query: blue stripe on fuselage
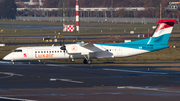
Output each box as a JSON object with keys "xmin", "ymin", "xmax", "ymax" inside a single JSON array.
[
  {"xmin": 96, "ymin": 33, "xmax": 171, "ymax": 51},
  {"xmin": 96, "ymin": 43, "xmax": 169, "ymax": 51}
]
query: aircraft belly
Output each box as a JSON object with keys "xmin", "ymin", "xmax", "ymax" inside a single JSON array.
[
  {"xmin": 68, "ymin": 53, "xmax": 96, "ymax": 59},
  {"xmin": 95, "ymin": 51, "xmax": 114, "ymax": 58}
]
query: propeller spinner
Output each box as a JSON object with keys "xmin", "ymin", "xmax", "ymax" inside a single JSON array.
[{"xmin": 60, "ymin": 39, "xmax": 67, "ymax": 54}]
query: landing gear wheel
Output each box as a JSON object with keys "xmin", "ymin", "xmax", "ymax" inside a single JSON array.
[
  {"xmin": 83, "ymin": 59, "xmax": 87, "ymax": 64},
  {"xmin": 83, "ymin": 59, "xmax": 92, "ymax": 64},
  {"xmin": 11, "ymin": 60, "xmax": 14, "ymax": 65},
  {"xmin": 87, "ymin": 60, "xmax": 92, "ymax": 64}
]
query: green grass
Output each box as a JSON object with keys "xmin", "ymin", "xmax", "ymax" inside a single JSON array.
[
  {"xmin": 0, "ymin": 26, "xmax": 27, "ymax": 29},
  {"xmin": 0, "ymin": 20, "xmax": 180, "ymax": 37},
  {"xmin": 156, "ymin": 68, "xmax": 180, "ymax": 71},
  {"xmin": 0, "ymin": 20, "xmax": 156, "ymax": 27}
]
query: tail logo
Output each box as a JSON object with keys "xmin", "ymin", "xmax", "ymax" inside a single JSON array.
[
  {"xmin": 155, "ymin": 23, "xmax": 166, "ymax": 32},
  {"xmin": 71, "ymin": 46, "xmax": 77, "ymax": 52},
  {"xmin": 24, "ymin": 53, "xmax": 27, "ymax": 57}
]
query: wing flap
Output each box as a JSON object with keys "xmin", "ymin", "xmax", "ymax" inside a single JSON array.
[{"xmin": 79, "ymin": 42, "xmax": 94, "ymax": 47}]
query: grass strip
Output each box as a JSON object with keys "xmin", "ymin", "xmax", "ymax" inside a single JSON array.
[
  {"xmin": 156, "ymin": 68, "xmax": 180, "ymax": 71},
  {"xmin": 97, "ymin": 64, "xmax": 180, "ymax": 67}
]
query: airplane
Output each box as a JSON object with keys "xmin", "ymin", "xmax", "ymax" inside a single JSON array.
[{"xmin": 3, "ymin": 19, "xmax": 177, "ymax": 64}]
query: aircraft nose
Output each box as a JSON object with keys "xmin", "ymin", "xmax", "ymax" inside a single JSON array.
[
  {"xmin": 3, "ymin": 54, "xmax": 11, "ymax": 60},
  {"xmin": 3, "ymin": 56, "xmax": 8, "ymax": 60}
]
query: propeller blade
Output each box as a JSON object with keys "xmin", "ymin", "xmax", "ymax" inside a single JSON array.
[
  {"xmin": 63, "ymin": 39, "xmax": 65, "ymax": 46},
  {"xmin": 60, "ymin": 38, "xmax": 67, "ymax": 55},
  {"xmin": 60, "ymin": 39, "xmax": 62, "ymax": 46}
]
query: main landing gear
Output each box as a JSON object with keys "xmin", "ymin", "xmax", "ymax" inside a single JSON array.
[
  {"xmin": 83, "ymin": 54, "xmax": 92, "ymax": 64},
  {"xmin": 83, "ymin": 59, "xmax": 92, "ymax": 64}
]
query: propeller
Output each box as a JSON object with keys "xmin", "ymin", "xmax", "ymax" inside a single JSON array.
[
  {"xmin": 60, "ymin": 39, "xmax": 62, "ymax": 46},
  {"xmin": 60, "ymin": 39, "xmax": 67, "ymax": 54}
]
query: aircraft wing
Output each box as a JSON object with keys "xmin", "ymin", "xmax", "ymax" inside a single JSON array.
[
  {"xmin": 79, "ymin": 42, "xmax": 94, "ymax": 47},
  {"xmin": 80, "ymin": 42, "xmax": 114, "ymax": 57},
  {"xmin": 67, "ymin": 42, "xmax": 106, "ymax": 55},
  {"xmin": 79, "ymin": 42, "xmax": 105, "ymax": 52}
]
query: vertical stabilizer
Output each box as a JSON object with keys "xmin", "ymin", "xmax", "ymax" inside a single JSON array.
[{"xmin": 148, "ymin": 19, "xmax": 177, "ymax": 45}]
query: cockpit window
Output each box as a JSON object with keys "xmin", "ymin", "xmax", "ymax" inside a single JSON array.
[{"xmin": 14, "ymin": 49, "xmax": 22, "ymax": 52}]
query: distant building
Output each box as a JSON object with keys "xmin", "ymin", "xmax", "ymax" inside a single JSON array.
[
  {"xmin": 16, "ymin": 0, "xmax": 46, "ymax": 7},
  {"xmin": 20, "ymin": 0, "xmax": 30, "ymax": 2},
  {"xmin": 30, "ymin": 0, "xmax": 46, "ymax": 3},
  {"xmin": 21, "ymin": 0, "xmax": 46, "ymax": 2},
  {"xmin": 166, "ymin": 2, "xmax": 180, "ymax": 11}
]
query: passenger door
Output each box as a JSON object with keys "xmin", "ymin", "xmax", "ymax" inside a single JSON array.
[
  {"xmin": 116, "ymin": 47, "xmax": 121, "ymax": 57},
  {"xmin": 27, "ymin": 48, "xmax": 33, "ymax": 58}
]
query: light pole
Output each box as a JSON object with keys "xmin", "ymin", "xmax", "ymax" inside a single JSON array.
[{"xmin": 76, "ymin": 0, "xmax": 79, "ymax": 32}]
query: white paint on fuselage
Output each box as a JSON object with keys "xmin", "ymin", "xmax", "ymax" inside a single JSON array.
[
  {"xmin": 3, "ymin": 44, "xmax": 150, "ymax": 61},
  {"xmin": 4, "ymin": 46, "xmax": 69, "ymax": 61}
]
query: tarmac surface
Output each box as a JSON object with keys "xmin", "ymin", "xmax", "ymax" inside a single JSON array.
[{"xmin": 0, "ymin": 62, "xmax": 180, "ymax": 101}]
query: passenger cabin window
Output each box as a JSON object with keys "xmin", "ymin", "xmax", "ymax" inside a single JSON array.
[{"xmin": 14, "ymin": 50, "xmax": 22, "ymax": 52}]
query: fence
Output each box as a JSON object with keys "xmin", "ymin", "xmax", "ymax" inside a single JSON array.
[{"xmin": 16, "ymin": 16, "xmax": 177, "ymax": 23}]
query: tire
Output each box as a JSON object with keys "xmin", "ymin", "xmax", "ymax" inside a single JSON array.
[
  {"xmin": 87, "ymin": 60, "xmax": 92, "ymax": 64},
  {"xmin": 83, "ymin": 59, "xmax": 92, "ymax": 64},
  {"xmin": 83, "ymin": 59, "xmax": 88, "ymax": 64}
]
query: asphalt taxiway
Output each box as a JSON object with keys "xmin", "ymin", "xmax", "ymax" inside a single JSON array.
[{"xmin": 0, "ymin": 62, "xmax": 180, "ymax": 101}]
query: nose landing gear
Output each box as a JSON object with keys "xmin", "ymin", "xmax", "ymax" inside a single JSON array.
[{"xmin": 11, "ymin": 60, "xmax": 14, "ymax": 65}]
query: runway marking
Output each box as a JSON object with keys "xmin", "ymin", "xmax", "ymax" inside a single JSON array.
[
  {"xmin": 0, "ymin": 72, "xmax": 23, "ymax": 79},
  {"xmin": 103, "ymin": 68, "xmax": 168, "ymax": 74},
  {"xmin": 117, "ymin": 86, "xmax": 159, "ymax": 91},
  {"xmin": 0, "ymin": 92, "xmax": 123, "ymax": 98},
  {"xmin": 0, "ymin": 61, "xmax": 11, "ymax": 64},
  {"xmin": 117, "ymin": 86, "xmax": 180, "ymax": 93},
  {"xmin": 0, "ymin": 75, "xmax": 12, "ymax": 79},
  {"xmin": 46, "ymin": 64, "xmax": 67, "ymax": 67},
  {"xmin": 0, "ymin": 97, "xmax": 37, "ymax": 101},
  {"xmin": 50, "ymin": 78, "xmax": 84, "ymax": 84},
  {"xmin": 0, "ymin": 72, "xmax": 23, "ymax": 76}
]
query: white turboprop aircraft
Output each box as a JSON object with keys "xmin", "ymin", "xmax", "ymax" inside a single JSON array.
[{"xmin": 3, "ymin": 19, "xmax": 177, "ymax": 64}]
